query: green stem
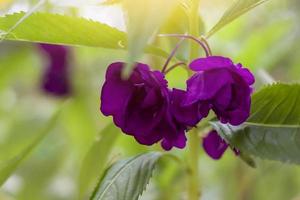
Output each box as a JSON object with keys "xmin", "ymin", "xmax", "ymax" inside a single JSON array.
[
  {"xmin": 189, "ymin": 0, "xmax": 201, "ymax": 60},
  {"xmin": 187, "ymin": 130, "xmax": 201, "ymax": 200},
  {"xmin": 187, "ymin": 1, "xmax": 201, "ymax": 200}
]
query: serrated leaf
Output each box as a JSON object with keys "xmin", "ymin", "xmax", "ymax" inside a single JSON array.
[
  {"xmin": 211, "ymin": 83, "xmax": 300, "ymax": 164},
  {"xmin": 79, "ymin": 123, "xmax": 120, "ymax": 199},
  {"xmin": 0, "ymin": 12, "xmax": 168, "ymax": 58},
  {"xmin": 0, "ymin": 105, "xmax": 61, "ymax": 186},
  {"xmin": 123, "ymin": 0, "xmax": 179, "ymax": 75},
  {"xmin": 91, "ymin": 152, "xmax": 163, "ymax": 200},
  {"xmin": 206, "ymin": 0, "xmax": 270, "ymax": 38},
  {"xmin": 0, "ymin": 12, "xmax": 126, "ymax": 48}
]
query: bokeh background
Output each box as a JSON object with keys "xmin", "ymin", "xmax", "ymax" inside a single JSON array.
[{"xmin": 1, "ymin": 0, "xmax": 300, "ymax": 199}]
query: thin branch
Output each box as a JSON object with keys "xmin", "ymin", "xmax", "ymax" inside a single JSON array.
[
  {"xmin": 165, "ymin": 62, "xmax": 187, "ymax": 74},
  {"xmin": 161, "ymin": 38, "xmax": 185, "ymax": 73},
  {"xmin": 158, "ymin": 34, "xmax": 211, "ymax": 57}
]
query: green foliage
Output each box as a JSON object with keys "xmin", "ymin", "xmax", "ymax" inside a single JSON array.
[
  {"xmin": 0, "ymin": 105, "xmax": 61, "ymax": 186},
  {"xmin": 0, "ymin": 12, "xmax": 126, "ymax": 48},
  {"xmin": 211, "ymin": 84, "xmax": 300, "ymax": 164},
  {"xmin": 79, "ymin": 123, "xmax": 120, "ymax": 199},
  {"xmin": 236, "ymin": 19, "xmax": 293, "ymax": 70},
  {"xmin": 206, "ymin": 0, "xmax": 270, "ymax": 38},
  {"xmin": 0, "ymin": 12, "xmax": 168, "ymax": 58},
  {"xmin": 91, "ymin": 152, "xmax": 163, "ymax": 200},
  {"xmin": 123, "ymin": 0, "xmax": 179, "ymax": 75}
]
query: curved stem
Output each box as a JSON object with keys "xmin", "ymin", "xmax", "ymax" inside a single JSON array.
[
  {"xmin": 161, "ymin": 38, "xmax": 185, "ymax": 73},
  {"xmin": 188, "ymin": 130, "xmax": 201, "ymax": 200},
  {"xmin": 164, "ymin": 62, "xmax": 187, "ymax": 74},
  {"xmin": 200, "ymin": 36, "xmax": 212, "ymax": 56},
  {"xmin": 158, "ymin": 34, "xmax": 211, "ymax": 57}
]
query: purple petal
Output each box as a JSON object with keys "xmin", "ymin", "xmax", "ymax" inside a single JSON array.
[
  {"xmin": 160, "ymin": 120, "xmax": 187, "ymax": 151},
  {"xmin": 100, "ymin": 63, "xmax": 133, "ymax": 126},
  {"xmin": 236, "ymin": 64, "xmax": 255, "ymax": 86},
  {"xmin": 161, "ymin": 131, "xmax": 186, "ymax": 151},
  {"xmin": 39, "ymin": 44, "xmax": 71, "ymax": 96},
  {"xmin": 203, "ymin": 131, "xmax": 228, "ymax": 160},
  {"xmin": 42, "ymin": 68, "xmax": 70, "ymax": 96},
  {"xmin": 185, "ymin": 68, "xmax": 234, "ymax": 104},
  {"xmin": 171, "ymin": 89, "xmax": 209, "ymax": 127},
  {"xmin": 189, "ymin": 56, "xmax": 233, "ymax": 71},
  {"xmin": 213, "ymin": 85, "xmax": 232, "ymax": 109}
]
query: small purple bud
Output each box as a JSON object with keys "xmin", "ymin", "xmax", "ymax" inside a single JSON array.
[{"xmin": 203, "ymin": 130, "xmax": 228, "ymax": 160}]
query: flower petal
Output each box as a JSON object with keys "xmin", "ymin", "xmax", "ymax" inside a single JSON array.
[
  {"xmin": 189, "ymin": 56, "xmax": 233, "ymax": 71},
  {"xmin": 185, "ymin": 68, "xmax": 234, "ymax": 104},
  {"xmin": 100, "ymin": 63, "xmax": 133, "ymax": 126},
  {"xmin": 203, "ymin": 131, "xmax": 228, "ymax": 160},
  {"xmin": 236, "ymin": 64, "xmax": 255, "ymax": 85},
  {"xmin": 171, "ymin": 89, "xmax": 209, "ymax": 126}
]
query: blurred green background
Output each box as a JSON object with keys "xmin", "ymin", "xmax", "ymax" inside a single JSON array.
[{"xmin": 1, "ymin": 0, "xmax": 300, "ymax": 200}]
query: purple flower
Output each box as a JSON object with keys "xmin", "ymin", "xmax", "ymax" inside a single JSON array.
[
  {"xmin": 39, "ymin": 44, "xmax": 71, "ymax": 96},
  {"xmin": 185, "ymin": 56, "xmax": 255, "ymax": 126},
  {"xmin": 203, "ymin": 130, "xmax": 240, "ymax": 160},
  {"xmin": 100, "ymin": 62, "xmax": 187, "ymax": 150}
]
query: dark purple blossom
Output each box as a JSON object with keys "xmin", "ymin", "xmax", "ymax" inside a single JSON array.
[
  {"xmin": 100, "ymin": 62, "xmax": 187, "ymax": 150},
  {"xmin": 203, "ymin": 130, "xmax": 240, "ymax": 160},
  {"xmin": 39, "ymin": 44, "xmax": 71, "ymax": 96},
  {"xmin": 184, "ymin": 56, "xmax": 255, "ymax": 126},
  {"xmin": 100, "ymin": 54, "xmax": 255, "ymax": 151}
]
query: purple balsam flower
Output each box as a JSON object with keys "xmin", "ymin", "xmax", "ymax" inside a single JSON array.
[
  {"xmin": 185, "ymin": 56, "xmax": 255, "ymax": 126},
  {"xmin": 100, "ymin": 62, "xmax": 187, "ymax": 150},
  {"xmin": 39, "ymin": 44, "xmax": 71, "ymax": 96}
]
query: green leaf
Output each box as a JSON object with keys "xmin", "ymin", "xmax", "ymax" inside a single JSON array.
[
  {"xmin": 79, "ymin": 123, "xmax": 120, "ymax": 199},
  {"xmin": 123, "ymin": 0, "xmax": 179, "ymax": 75},
  {"xmin": 211, "ymin": 83, "xmax": 300, "ymax": 164},
  {"xmin": 91, "ymin": 152, "xmax": 163, "ymax": 200},
  {"xmin": 0, "ymin": 12, "xmax": 126, "ymax": 48},
  {"xmin": 206, "ymin": 0, "xmax": 270, "ymax": 38},
  {"xmin": 0, "ymin": 12, "xmax": 168, "ymax": 58},
  {"xmin": 0, "ymin": 105, "xmax": 62, "ymax": 186}
]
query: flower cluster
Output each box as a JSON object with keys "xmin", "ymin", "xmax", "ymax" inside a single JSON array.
[
  {"xmin": 100, "ymin": 56, "xmax": 254, "ymax": 151},
  {"xmin": 39, "ymin": 44, "xmax": 71, "ymax": 96}
]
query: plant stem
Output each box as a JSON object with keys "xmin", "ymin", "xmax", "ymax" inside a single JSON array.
[
  {"xmin": 189, "ymin": 0, "xmax": 201, "ymax": 60},
  {"xmin": 164, "ymin": 62, "xmax": 187, "ymax": 74},
  {"xmin": 158, "ymin": 34, "xmax": 210, "ymax": 57},
  {"xmin": 187, "ymin": 0, "xmax": 201, "ymax": 200},
  {"xmin": 162, "ymin": 38, "xmax": 185, "ymax": 73},
  {"xmin": 187, "ymin": 130, "xmax": 201, "ymax": 200}
]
